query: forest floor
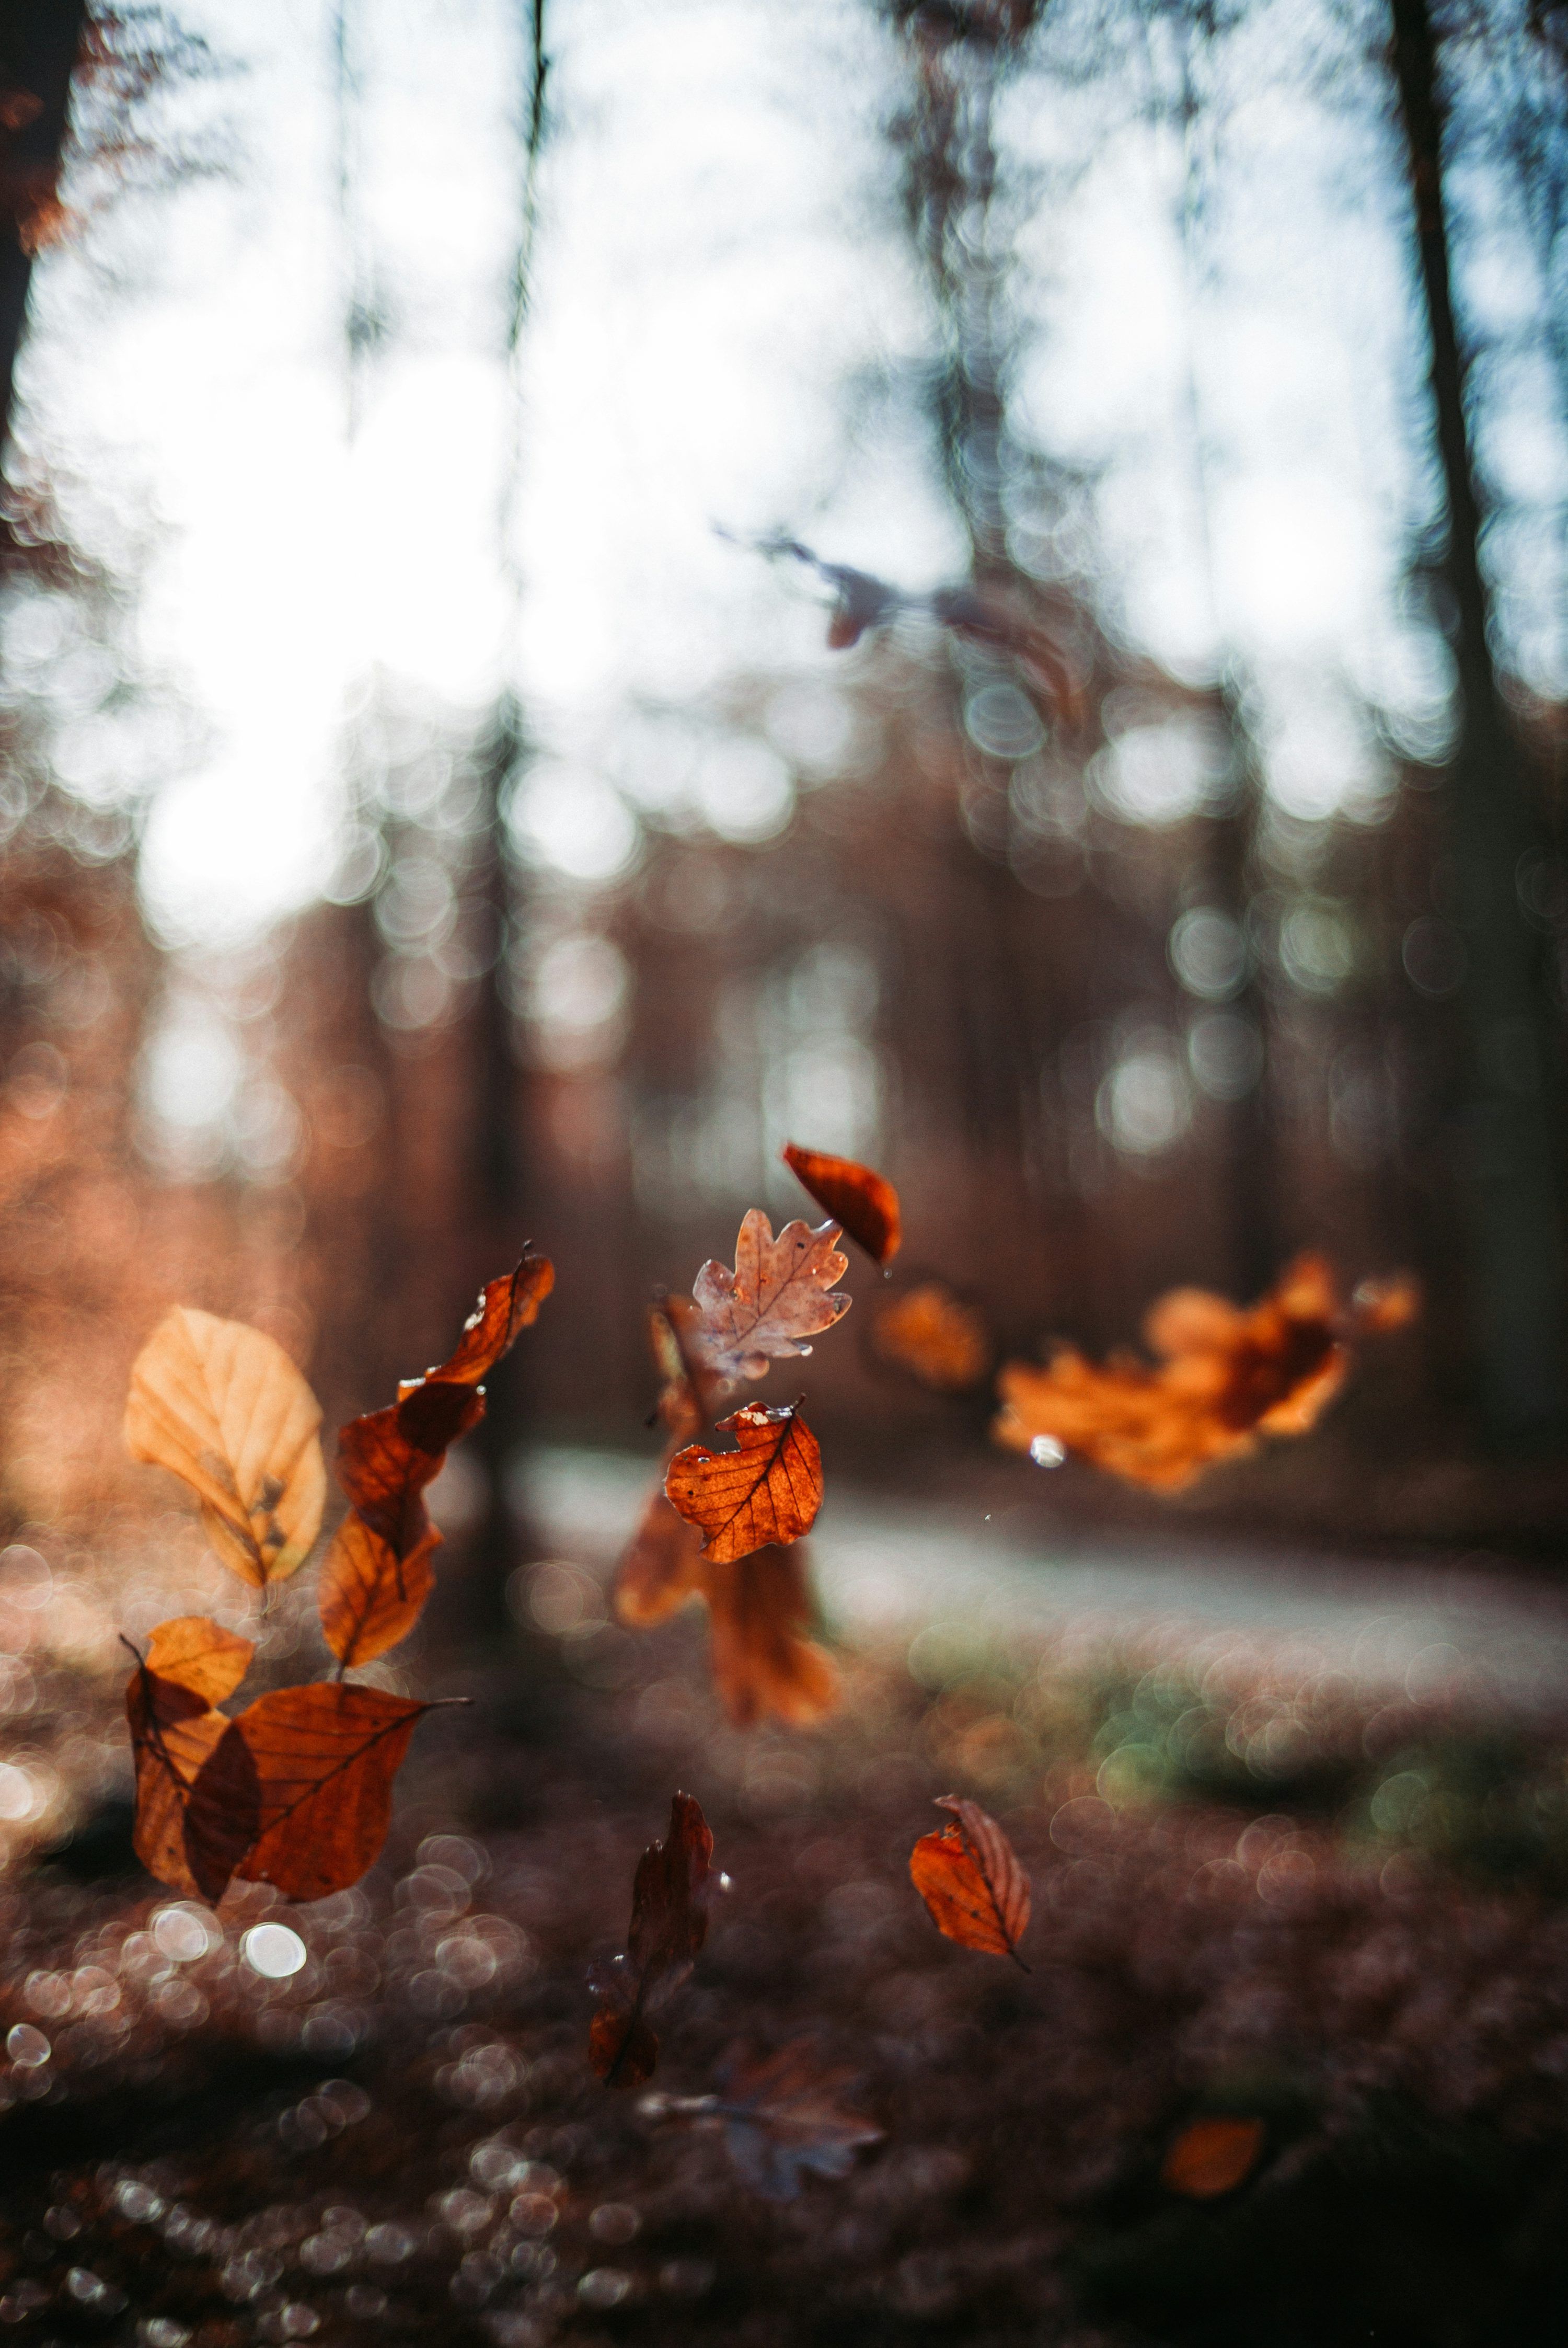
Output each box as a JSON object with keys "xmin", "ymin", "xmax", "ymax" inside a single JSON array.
[{"xmin": 6, "ymin": 1455, "xmax": 1568, "ymax": 2347}]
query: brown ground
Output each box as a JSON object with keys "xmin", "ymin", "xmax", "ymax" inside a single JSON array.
[{"xmin": 6, "ymin": 1584, "xmax": 1568, "ymax": 2348}]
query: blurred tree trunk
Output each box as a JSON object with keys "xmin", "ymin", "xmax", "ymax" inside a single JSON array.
[
  {"xmin": 1390, "ymin": 0, "xmax": 1567, "ymax": 1447},
  {"xmin": 0, "ymin": 0, "xmax": 85, "ymax": 487}
]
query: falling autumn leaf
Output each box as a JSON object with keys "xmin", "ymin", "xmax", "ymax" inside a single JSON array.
[
  {"xmin": 318, "ymin": 1516, "xmax": 441, "ymax": 1671},
  {"xmin": 706, "ymin": 1545, "xmax": 838, "ymax": 1728},
  {"xmin": 124, "ymin": 1618, "xmax": 256, "ymax": 1901},
  {"xmin": 781, "ymin": 1142, "xmax": 901, "ymax": 1268},
  {"xmin": 648, "ymin": 1297, "xmax": 721, "ymax": 1439},
  {"xmin": 909, "ymin": 1794, "xmax": 1031, "ymax": 1966},
  {"xmin": 336, "ymin": 1380, "xmax": 485, "ymax": 1555},
  {"xmin": 666, "ymin": 1400, "xmax": 824, "ymax": 1564},
  {"xmin": 613, "ymin": 1477, "xmax": 707, "ymax": 1629},
  {"xmin": 684, "ymin": 1210, "xmax": 850, "ymax": 1388},
  {"xmin": 994, "ymin": 1254, "xmax": 1418, "ymax": 1492},
  {"xmin": 872, "ymin": 1281, "xmax": 991, "ymax": 1391},
  {"xmin": 1161, "ymin": 2115, "xmax": 1266, "ymax": 2198},
  {"xmin": 590, "ymin": 1792, "xmax": 719, "ymax": 2089},
  {"xmin": 125, "ymin": 1309, "xmax": 326, "ymax": 1585},
  {"xmin": 192, "ymin": 1682, "xmax": 437, "ymax": 1903},
  {"xmin": 643, "ymin": 2042, "xmax": 882, "ymax": 2199},
  {"xmin": 417, "ymin": 1252, "xmax": 556, "ymax": 1387}
]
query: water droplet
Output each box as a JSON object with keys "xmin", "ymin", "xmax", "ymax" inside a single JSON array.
[{"xmin": 1029, "ymin": 1435, "xmax": 1066, "ymax": 1468}]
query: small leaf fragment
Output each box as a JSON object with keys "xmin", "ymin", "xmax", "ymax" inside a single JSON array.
[
  {"xmin": 781, "ymin": 1143, "xmax": 901, "ymax": 1268},
  {"xmin": 909, "ymin": 1794, "xmax": 1031, "ymax": 1965},
  {"xmin": 665, "ymin": 1401, "xmax": 824, "ymax": 1564},
  {"xmin": 1160, "ymin": 2115, "xmax": 1266, "ymax": 2198},
  {"xmin": 125, "ymin": 1309, "xmax": 326, "ymax": 1585}
]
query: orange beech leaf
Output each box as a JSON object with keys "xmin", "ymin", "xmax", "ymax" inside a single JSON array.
[
  {"xmin": 781, "ymin": 1142, "xmax": 901, "ymax": 1268},
  {"xmin": 319, "ymin": 1516, "xmax": 441, "ymax": 1670},
  {"xmin": 666, "ymin": 1400, "xmax": 823, "ymax": 1564},
  {"xmin": 872, "ymin": 1281, "xmax": 991, "ymax": 1391},
  {"xmin": 1161, "ymin": 2115, "xmax": 1266, "ymax": 2198},
  {"xmin": 124, "ymin": 1619, "xmax": 257, "ymax": 1902},
  {"xmin": 644, "ymin": 2042, "xmax": 882, "ymax": 2199},
  {"xmin": 909, "ymin": 1794, "xmax": 1031, "ymax": 1966},
  {"xmin": 590, "ymin": 1792, "xmax": 719, "ymax": 2089},
  {"xmin": 685, "ymin": 1211, "xmax": 850, "ymax": 1388},
  {"xmin": 335, "ymin": 1380, "xmax": 485, "ymax": 1554},
  {"xmin": 705, "ymin": 1545, "xmax": 838, "ymax": 1728},
  {"xmin": 994, "ymin": 1253, "xmax": 1419, "ymax": 1492},
  {"xmin": 415, "ymin": 1252, "xmax": 555, "ymax": 1388},
  {"xmin": 614, "ymin": 1477, "xmax": 707, "ymax": 1629},
  {"xmin": 192, "ymin": 1682, "xmax": 436, "ymax": 1903},
  {"xmin": 125, "ymin": 1309, "xmax": 326, "ymax": 1585}
]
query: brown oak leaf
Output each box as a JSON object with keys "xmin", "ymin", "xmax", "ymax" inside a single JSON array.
[
  {"xmin": 590, "ymin": 1792, "xmax": 719, "ymax": 2089},
  {"xmin": 666, "ymin": 1400, "xmax": 823, "ymax": 1564},
  {"xmin": 994, "ymin": 1254, "xmax": 1417, "ymax": 1492},
  {"xmin": 781, "ymin": 1143, "xmax": 901, "ymax": 1268},
  {"xmin": 125, "ymin": 1310, "xmax": 326, "ymax": 1585},
  {"xmin": 909, "ymin": 1794, "xmax": 1031, "ymax": 1966},
  {"xmin": 684, "ymin": 1211, "xmax": 850, "ymax": 1387}
]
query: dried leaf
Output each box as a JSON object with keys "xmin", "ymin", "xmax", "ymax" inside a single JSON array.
[
  {"xmin": 666, "ymin": 1400, "xmax": 823, "ymax": 1564},
  {"xmin": 1161, "ymin": 2115, "xmax": 1265, "ymax": 2198},
  {"xmin": 125, "ymin": 1309, "xmax": 326, "ymax": 1585},
  {"xmin": 705, "ymin": 1545, "xmax": 838, "ymax": 1728},
  {"xmin": 417, "ymin": 1253, "xmax": 555, "ymax": 1388},
  {"xmin": 781, "ymin": 1143, "xmax": 901, "ymax": 1268},
  {"xmin": 319, "ymin": 1516, "xmax": 441, "ymax": 1669},
  {"xmin": 909, "ymin": 1794, "xmax": 1031, "ymax": 1966},
  {"xmin": 714, "ymin": 2043, "xmax": 883, "ymax": 2198},
  {"xmin": 685, "ymin": 1210, "xmax": 850, "ymax": 1387},
  {"xmin": 872, "ymin": 1282, "xmax": 991, "ymax": 1391},
  {"xmin": 335, "ymin": 1380, "xmax": 485, "ymax": 1554},
  {"xmin": 590, "ymin": 1792, "xmax": 718, "ymax": 2089},
  {"xmin": 649, "ymin": 1298, "xmax": 718, "ymax": 1438},
  {"xmin": 613, "ymin": 1477, "xmax": 706, "ymax": 1629},
  {"xmin": 192, "ymin": 1683, "xmax": 433, "ymax": 1902},
  {"xmin": 995, "ymin": 1254, "xmax": 1417, "ymax": 1492},
  {"xmin": 125, "ymin": 1618, "xmax": 257, "ymax": 1901},
  {"xmin": 644, "ymin": 2043, "xmax": 881, "ymax": 2199}
]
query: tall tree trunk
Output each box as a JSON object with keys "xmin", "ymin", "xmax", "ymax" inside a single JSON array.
[
  {"xmin": 0, "ymin": 0, "xmax": 85, "ymax": 491},
  {"xmin": 1389, "ymin": 0, "xmax": 1566, "ymax": 1447}
]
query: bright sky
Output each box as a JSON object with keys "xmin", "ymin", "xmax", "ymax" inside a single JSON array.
[{"xmin": 3, "ymin": 0, "xmax": 1563, "ymax": 941}]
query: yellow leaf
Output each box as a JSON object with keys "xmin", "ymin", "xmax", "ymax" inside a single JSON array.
[{"xmin": 125, "ymin": 1309, "xmax": 326, "ymax": 1585}]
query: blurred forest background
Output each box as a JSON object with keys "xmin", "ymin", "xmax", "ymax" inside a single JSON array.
[{"xmin": 2, "ymin": 0, "xmax": 1567, "ymax": 1628}]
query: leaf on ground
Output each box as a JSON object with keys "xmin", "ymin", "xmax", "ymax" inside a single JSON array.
[
  {"xmin": 124, "ymin": 1619, "xmax": 258, "ymax": 1902},
  {"xmin": 1161, "ymin": 2115, "xmax": 1266, "ymax": 2198},
  {"xmin": 125, "ymin": 1309, "xmax": 326, "ymax": 1585},
  {"xmin": 685, "ymin": 1210, "xmax": 850, "ymax": 1387},
  {"xmin": 994, "ymin": 1254, "xmax": 1418, "ymax": 1491},
  {"xmin": 590, "ymin": 1792, "xmax": 719, "ymax": 2089},
  {"xmin": 613, "ymin": 1476, "xmax": 706, "ymax": 1628},
  {"xmin": 705, "ymin": 1545, "xmax": 838, "ymax": 1728},
  {"xmin": 666, "ymin": 1401, "xmax": 823, "ymax": 1564},
  {"xmin": 872, "ymin": 1281, "xmax": 991, "ymax": 1390},
  {"xmin": 319, "ymin": 1516, "xmax": 441, "ymax": 1668},
  {"xmin": 193, "ymin": 1682, "xmax": 433, "ymax": 1902},
  {"xmin": 416, "ymin": 1252, "xmax": 555, "ymax": 1388},
  {"xmin": 781, "ymin": 1143, "xmax": 901, "ymax": 1268},
  {"xmin": 909, "ymin": 1794, "xmax": 1031, "ymax": 1965}
]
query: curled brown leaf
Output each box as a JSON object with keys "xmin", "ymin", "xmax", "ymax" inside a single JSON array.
[
  {"xmin": 590, "ymin": 1792, "xmax": 718, "ymax": 2090},
  {"xmin": 909, "ymin": 1794, "xmax": 1031, "ymax": 1966},
  {"xmin": 781, "ymin": 1142, "xmax": 901, "ymax": 1268}
]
